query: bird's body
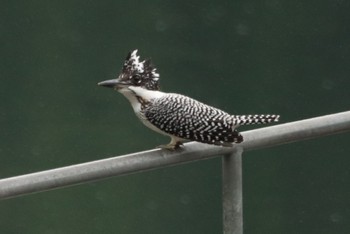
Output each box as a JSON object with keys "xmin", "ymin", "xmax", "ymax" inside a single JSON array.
[{"xmin": 98, "ymin": 50, "xmax": 280, "ymax": 150}]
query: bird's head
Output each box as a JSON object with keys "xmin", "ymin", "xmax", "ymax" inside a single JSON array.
[{"xmin": 98, "ymin": 50, "xmax": 160, "ymax": 91}]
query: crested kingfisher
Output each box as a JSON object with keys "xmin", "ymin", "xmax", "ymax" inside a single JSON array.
[{"xmin": 98, "ymin": 50, "xmax": 279, "ymax": 150}]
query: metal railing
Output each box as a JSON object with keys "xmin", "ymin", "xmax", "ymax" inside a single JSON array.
[{"xmin": 1, "ymin": 111, "xmax": 350, "ymax": 234}]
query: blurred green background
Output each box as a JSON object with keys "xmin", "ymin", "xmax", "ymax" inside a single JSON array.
[{"xmin": 1, "ymin": 1, "xmax": 350, "ymax": 233}]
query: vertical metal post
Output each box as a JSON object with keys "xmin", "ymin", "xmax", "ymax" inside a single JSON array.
[{"xmin": 222, "ymin": 147, "xmax": 243, "ymax": 234}]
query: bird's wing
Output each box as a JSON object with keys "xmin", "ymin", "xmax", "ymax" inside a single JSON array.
[{"xmin": 144, "ymin": 94, "xmax": 243, "ymax": 145}]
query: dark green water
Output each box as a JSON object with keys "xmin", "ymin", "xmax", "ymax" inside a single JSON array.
[{"xmin": 1, "ymin": 1, "xmax": 350, "ymax": 233}]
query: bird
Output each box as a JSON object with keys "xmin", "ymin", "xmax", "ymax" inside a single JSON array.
[{"xmin": 98, "ymin": 50, "xmax": 280, "ymax": 150}]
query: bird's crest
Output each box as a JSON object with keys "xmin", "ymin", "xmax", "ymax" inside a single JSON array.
[{"xmin": 118, "ymin": 50, "xmax": 160, "ymax": 90}]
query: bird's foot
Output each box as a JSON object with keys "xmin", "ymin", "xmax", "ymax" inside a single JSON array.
[{"xmin": 157, "ymin": 141, "xmax": 183, "ymax": 151}]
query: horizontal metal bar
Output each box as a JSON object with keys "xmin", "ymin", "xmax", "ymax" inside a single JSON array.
[{"xmin": 0, "ymin": 111, "xmax": 350, "ymax": 200}]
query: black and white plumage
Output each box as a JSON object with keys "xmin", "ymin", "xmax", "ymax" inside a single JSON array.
[{"xmin": 98, "ymin": 50, "xmax": 280, "ymax": 150}]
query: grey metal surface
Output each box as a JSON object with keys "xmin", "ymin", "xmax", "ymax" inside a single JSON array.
[
  {"xmin": 0, "ymin": 111, "xmax": 350, "ymax": 200},
  {"xmin": 223, "ymin": 147, "xmax": 243, "ymax": 234}
]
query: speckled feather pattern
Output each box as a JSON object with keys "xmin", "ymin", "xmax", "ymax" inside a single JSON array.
[{"xmin": 141, "ymin": 93, "xmax": 278, "ymax": 146}]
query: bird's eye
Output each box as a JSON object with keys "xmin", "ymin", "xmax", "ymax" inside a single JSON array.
[{"xmin": 132, "ymin": 75, "xmax": 142, "ymax": 83}]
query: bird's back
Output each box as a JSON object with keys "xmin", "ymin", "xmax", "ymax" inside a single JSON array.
[{"xmin": 143, "ymin": 93, "xmax": 243, "ymax": 146}]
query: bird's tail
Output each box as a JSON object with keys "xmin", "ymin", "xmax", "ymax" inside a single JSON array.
[{"xmin": 232, "ymin": 114, "xmax": 280, "ymax": 126}]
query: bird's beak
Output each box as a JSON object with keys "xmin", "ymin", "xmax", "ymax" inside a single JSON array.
[{"xmin": 97, "ymin": 79, "xmax": 119, "ymax": 88}]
